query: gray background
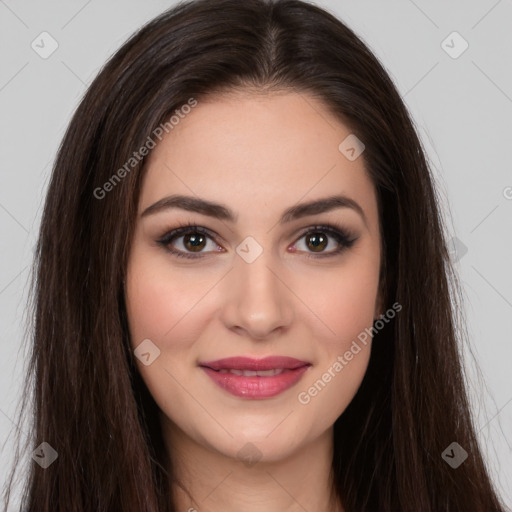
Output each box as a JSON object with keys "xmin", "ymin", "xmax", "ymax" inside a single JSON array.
[{"xmin": 1, "ymin": 0, "xmax": 511, "ymax": 508}]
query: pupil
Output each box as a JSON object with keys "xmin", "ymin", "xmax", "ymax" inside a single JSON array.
[
  {"xmin": 308, "ymin": 233, "xmax": 327, "ymax": 251},
  {"xmin": 184, "ymin": 233, "xmax": 205, "ymax": 251}
]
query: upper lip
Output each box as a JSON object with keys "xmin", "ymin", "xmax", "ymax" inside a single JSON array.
[{"xmin": 199, "ymin": 356, "xmax": 311, "ymax": 371}]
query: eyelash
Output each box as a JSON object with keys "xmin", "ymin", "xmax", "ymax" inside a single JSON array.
[{"xmin": 156, "ymin": 220, "xmax": 358, "ymax": 260}]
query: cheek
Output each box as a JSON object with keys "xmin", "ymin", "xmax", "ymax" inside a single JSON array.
[
  {"xmin": 124, "ymin": 251, "xmax": 216, "ymax": 424},
  {"xmin": 292, "ymin": 255, "xmax": 378, "ymax": 422},
  {"xmin": 298, "ymin": 256, "xmax": 380, "ymax": 345},
  {"xmin": 125, "ymin": 249, "xmax": 216, "ymax": 345},
  {"xmin": 296, "ymin": 275, "xmax": 375, "ymax": 429},
  {"xmin": 124, "ymin": 246, "xmax": 226, "ymax": 390}
]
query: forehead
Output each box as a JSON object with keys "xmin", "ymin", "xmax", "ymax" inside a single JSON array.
[{"xmin": 140, "ymin": 91, "xmax": 378, "ymax": 229}]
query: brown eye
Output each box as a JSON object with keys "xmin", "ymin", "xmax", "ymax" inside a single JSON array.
[
  {"xmin": 183, "ymin": 233, "xmax": 207, "ymax": 252},
  {"xmin": 305, "ymin": 232, "xmax": 328, "ymax": 252}
]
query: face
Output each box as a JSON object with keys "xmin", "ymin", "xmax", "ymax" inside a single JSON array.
[{"xmin": 125, "ymin": 91, "xmax": 382, "ymax": 464}]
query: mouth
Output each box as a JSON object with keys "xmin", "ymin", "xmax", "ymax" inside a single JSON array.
[
  {"xmin": 198, "ymin": 356, "xmax": 311, "ymax": 399},
  {"xmin": 207, "ymin": 368, "xmax": 294, "ymax": 376},
  {"xmin": 199, "ymin": 355, "xmax": 311, "ymax": 372}
]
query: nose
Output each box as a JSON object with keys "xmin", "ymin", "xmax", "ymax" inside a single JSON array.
[{"xmin": 219, "ymin": 252, "xmax": 294, "ymax": 340}]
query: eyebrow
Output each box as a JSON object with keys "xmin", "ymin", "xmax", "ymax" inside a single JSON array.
[{"xmin": 141, "ymin": 194, "xmax": 367, "ymax": 226}]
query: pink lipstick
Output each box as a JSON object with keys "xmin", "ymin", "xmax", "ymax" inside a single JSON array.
[{"xmin": 199, "ymin": 356, "xmax": 311, "ymax": 399}]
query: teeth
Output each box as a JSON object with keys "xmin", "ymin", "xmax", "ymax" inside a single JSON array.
[{"xmin": 217, "ymin": 368, "xmax": 286, "ymax": 377}]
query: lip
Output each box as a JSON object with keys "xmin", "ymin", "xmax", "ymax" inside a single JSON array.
[
  {"xmin": 199, "ymin": 356, "xmax": 311, "ymax": 399},
  {"xmin": 199, "ymin": 356, "xmax": 310, "ymax": 371}
]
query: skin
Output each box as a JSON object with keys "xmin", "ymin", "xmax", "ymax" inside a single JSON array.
[{"xmin": 125, "ymin": 90, "xmax": 383, "ymax": 512}]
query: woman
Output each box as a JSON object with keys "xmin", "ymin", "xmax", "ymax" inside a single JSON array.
[{"xmin": 3, "ymin": 0, "xmax": 508, "ymax": 510}]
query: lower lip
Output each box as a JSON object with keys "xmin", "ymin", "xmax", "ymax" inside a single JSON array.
[{"xmin": 200, "ymin": 366, "xmax": 310, "ymax": 399}]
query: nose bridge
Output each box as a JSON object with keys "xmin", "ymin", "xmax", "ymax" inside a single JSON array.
[{"xmin": 221, "ymin": 244, "xmax": 294, "ymax": 338}]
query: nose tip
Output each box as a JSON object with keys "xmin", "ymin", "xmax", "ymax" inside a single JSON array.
[{"xmin": 232, "ymin": 313, "xmax": 285, "ymax": 340}]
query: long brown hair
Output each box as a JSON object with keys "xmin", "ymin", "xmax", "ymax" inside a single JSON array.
[{"xmin": 3, "ymin": 0, "xmax": 508, "ymax": 510}]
